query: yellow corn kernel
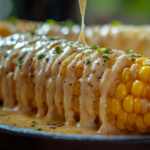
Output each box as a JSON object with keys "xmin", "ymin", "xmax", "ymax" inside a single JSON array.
[
  {"xmin": 109, "ymin": 119, "xmax": 116, "ymax": 127},
  {"xmin": 131, "ymin": 80, "xmax": 143, "ymax": 97},
  {"xmin": 146, "ymin": 84, "xmax": 150, "ymax": 99},
  {"xmin": 111, "ymin": 98, "xmax": 122, "ymax": 115},
  {"xmin": 144, "ymin": 113, "xmax": 150, "ymax": 126},
  {"xmin": 136, "ymin": 57, "xmax": 145, "ymax": 64},
  {"xmin": 73, "ymin": 80, "xmax": 80, "ymax": 96},
  {"xmin": 128, "ymin": 113, "xmax": 137, "ymax": 125},
  {"xmin": 75, "ymin": 60, "xmax": 84, "ymax": 78},
  {"xmin": 126, "ymin": 80, "xmax": 134, "ymax": 93},
  {"xmin": 141, "ymin": 98, "xmax": 149, "ymax": 114},
  {"xmin": 137, "ymin": 127, "xmax": 148, "ymax": 133},
  {"xmin": 141, "ymin": 82, "xmax": 147, "ymax": 98},
  {"xmin": 138, "ymin": 66, "xmax": 150, "ymax": 82},
  {"xmin": 115, "ymin": 83, "xmax": 128, "ymax": 100},
  {"xmin": 109, "ymin": 58, "xmax": 116, "ymax": 67},
  {"xmin": 107, "ymin": 113, "xmax": 116, "ymax": 120},
  {"xmin": 126, "ymin": 124, "xmax": 136, "ymax": 132},
  {"xmin": 121, "ymin": 68, "xmax": 131, "ymax": 83},
  {"xmin": 133, "ymin": 97, "xmax": 141, "ymax": 114},
  {"xmin": 123, "ymin": 95, "xmax": 134, "ymax": 113},
  {"xmin": 136, "ymin": 115, "xmax": 147, "ymax": 129},
  {"xmin": 117, "ymin": 110, "xmax": 128, "ymax": 124},
  {"xmin": 148, "ymin": 102, "xmax": 150, "ymax": 111},
  {"xmin": 72, "ymin": 97, "xmax": 79, "ymax": 112},
  {"xmin": 116, "ymin": 121, "xmax": 126, "ymax": 130}
]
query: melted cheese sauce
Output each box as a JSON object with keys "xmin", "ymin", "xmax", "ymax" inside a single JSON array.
[{"xmin": 0, "ymin": 1, "xmax": 136, "ymax": 135}]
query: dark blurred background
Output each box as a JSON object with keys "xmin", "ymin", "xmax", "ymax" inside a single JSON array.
[{"xmin": 1, "ymin": 0, "xmax": 150, "ymax": 25}]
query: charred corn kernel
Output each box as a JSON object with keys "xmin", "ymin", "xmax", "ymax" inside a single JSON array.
[
  {"xmin": 141, "ymin": 82, "xmax": 147, "ymax": 98},
  {"xmin": 111, "ymin": 98, "xmax": 122, "ymax": 115},
  {"xmin": 136, "ymin": 57, "xmax": 145, "ymax": 64},
  {"xmin": 72, "ymin": 97, "xmax": 79, "ymax": 112},
  {"xmin": 133, "ymin": 97, "xmax": 141, "ymax": 114},
  {"xmin": 116, "ymin": 121, "xmax": 126, "ymax": 130},
  {"xmin": 137, "ymin": 127, "xmax": 148, "ymax": 133},
  {"xmin": 138, "ymin": 66, "xmax": 150, "ymax": 82},
  {"xmin": 141, "ymin": 98, "xmax": 149, "ymax": 114},
  {"xmin": 130, "ymin": 64, "xmax": 140, "ymax": 80},
  {"xmin": 136, "ymin": 115, "xmax": 147, "ymax": 129},
  {"xmin": 128, "ymin": 113, "xmax": 137, "ymax": 125},
  {"xmin": 75, "ymin": 61, "xmax": 84, "ymax": 78},
  {"xmin": 126, "ymin": 80, "xmax": 134, "ymax": 93},
  {"xmin": 121, "ymin": 68, "xmax": 131, "ymax": 83},
  {"xmin": 131, "ymin": 80, "xmax": 143, "ymax": 97},
  {"xmin": 107, "ymin": 113, "xmax": 116, "ymax": 120},
  {"xmin": 123, "ymin": 95, "xmax": 134, "ymax": 113},
  {"xmin": 144, "ymin": 113, "xmax": 150, "ymax": 126},
  {"xmin": 115, "ymin": 83, "xmax": 128, "ymax": 100},
  {"xmin": 73, "ymin": 81, "xmax": 80, "ymax": 96},
  {"xmin": 117, "ymin": 110, "xmax": 128, "ymax": 124}
]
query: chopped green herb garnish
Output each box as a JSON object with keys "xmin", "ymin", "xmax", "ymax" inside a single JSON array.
[
  {"xmin": 126, "ymin": 49, "xmax": 133, "ymax": 54},
  {"xmin": 90, "ymin": 46, "xmax": 98, "ymax": 49},
  {"xmin": 19, "ymin": 52, "xmax": 27, "ymax": 61},
  {"xmin": 45, "ymin": 19, "xmax": 56, "ymax": 26},
  {"xmin": 102, "ymin": 47, "xmax": 111, "ymax": 54},
  {"xmin": 0, "ymin": 114, "xmax": 7, "ymax": 116},
  {"xmin": 49, "ymin": 36, "xmax": 59, "ymax": 40},
  {"xmin": 18, "ymin": 60, "xmax": 23, "ymax": 69},
  {"xmin": 30, "ymin": 31, "xmax": 36, "ymax": 35},
  {"xmin": 37, "ymin": 128, "xmax": 42, "ymax": 131},
  {"xmin": 104, "ymin": 59, "xmax": 107, "ymax": 63},
  {"xmin": 131, "ymin": 54, "xmax": 142, "ymax": 57},
  {"xmin": 83, "ymin": 59, "xmax": 91, "ymax": 64},
  {"xmin": 37, "ymin": 53, "xmax": 45, "ymax": 59},
  {"xmin": 32, "ymin": 121, "xmax": 37, "ymax": 124},
  {"xmin": 102, "ymin": 54, "xmax": 110, "ymax": 60},
  {"xmin": 131, "ymin": 58, "xmax": 135, "ymax": 61},
  {"xmin": 97, "ymin": 48, "xmax": 102, "ymax": 52},
  {"xmin": 46, "ymin": 58, "xmax": 49, "ymax": 62},
  {"xmin": 31, "ymin": 125, "xmax": 35, "ymax": 127},
  {"xmin": 54, "ymin": 46, "xmax": 63, "ymax": 54},
  {"xmin": 69, "ymin": 45, "xmax": 74, "ymax": 49}
]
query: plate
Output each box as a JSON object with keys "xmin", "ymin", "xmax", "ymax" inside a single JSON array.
[{"xmin": 0, "ymin": 124, "xmax": 150, "ymax": 150}]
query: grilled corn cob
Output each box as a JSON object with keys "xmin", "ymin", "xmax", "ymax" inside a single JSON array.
[{"xmin": 1, "ymin": 33, "xmax": 150, "ymax": 134}]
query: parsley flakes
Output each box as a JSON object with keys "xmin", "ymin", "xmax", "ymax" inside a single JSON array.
[
  {"xmin": 29, "ymin": 31, "xmax": 36, "ymax": 35},
  {"xmin": 2, "ymin": 50, "xmax": 11, "ymax": 58},
  {"xmin": 102, "ymin": 47, "xmax": 112, "ymax": 54},
  {"xmin": 126, "ymin": 49, "xmax": 133, "ymax": 54},
  {"xmin": 102, "ymin": 54, "xmax": 110, "ymax": 60},
  {"xmin": 53, "ymin": 46, "xmax": 63, "ymax": 54},
  {"xmin": 37, "ymin": 128, "xmax": 42, "ymax": 131},
  {"xmin": 90, "ymin": 46, "xmax": 98, "ymax": 49},
  {"xmin": 18, "ymin": 52, "xmax": 27, "ymax": 69},
  {"xmin": 83, "ymin": 59, "xmax": 91, "ymax": 64},
  {"xmin": 37, "ymin": 53, "xmax": 45, "ymax": 59},
  {"xmin": 0, "ymin": 114, "xmax": 7, "ymax": 116},
  {"xmin": 131, "ymin": 58, "xmax": 135, "ymax": 61}
]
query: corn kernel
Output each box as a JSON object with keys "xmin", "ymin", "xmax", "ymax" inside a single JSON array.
[
  {"xmin": 141, "ymin": 82, "xmax": 147, "ymax": 98},
  {"xmin": 107, "ymin": 113, "xmax": 116, "ymax": 120},
  {"xmin": 126, "ymin": 124, "xmax": 136, "ymax": 132},
  {"xmin": 131, "ymin": 80, "xmax": 143, "ymax": 97},
  {"xmin": 144, "ymin": 113, "xmax": 150, "ymax": 126},
  {"xmin": 136, "ymin": 57, "xmax": 145, "ymax": 64},
  {"xmin": 146, "ymin": 84, "xmax": 150, "ymax": 99},
  {"xmin": 126, "ymin": 80, "xmax": 134, "ymax": 93},
  {"xmin": 111, "ymin": 98, "xmax": 122, "ymax": 115},
  {"xmin": 136, "ymin": 115, "xmax": 147, "ymax": 129},
  {"xmin": 121, "ymin": 68, "xmax": 131, "ymax": 83},
  {"xmin": 75, "ymin": 61, "xmax": 84, "ymax": 78},
  {"xmin": 130, "ymin": 64, "xmax": 140, "ymax": 79},
  {"xmin": 115, "ymin": 83, "xmax": 128, "ymax": 100},
  {"xmin": 128, "ymin": 113, "xmax": 137, "ymax": 125},
  {"xmin": 138, "ymin": 66, "xmax": 150, "ymax": 82},
  {"xmin": 72, "ymin": 97, "xmax": 79, "ymax": 112},
  {"xmin": 133, "ymin": 97, "xmax": 141, "ymax": 114},
  {"xmin": 137, "ymin": 127, "xmax": 148, "ymax": 133},
  {"xmin": 141, "ymin": 98, "xmax": 149, "ymax": 114},
  {"xmin": 109, "ymin": 119, "xmax": 116, "ymax": 127},
  {"xmin": 117, "ymin": 110, "xmax": 128, "ymax": 124},
  {"xmin": 73, "ymin": 81, "xmax": 80, "ymax": 96},
  {"xmin": 123, "ymin": 95, "xmax": 134, "ymax": 113},
  {"xmin": 116, "ymin": 121, "xmax": 126, "ymax": 130},
  {"xmin": 141, "ymin": 59, "xmax": 150, "ymax": 66}
]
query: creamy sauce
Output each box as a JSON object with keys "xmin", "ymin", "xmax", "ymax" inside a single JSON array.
[
  {"xmin": 74, "ymin": 0, "xmax": 88, "ymax": 46},
  {"xmin": 0, "ymin": 1, "xmax": 136, "ymax": 135}
]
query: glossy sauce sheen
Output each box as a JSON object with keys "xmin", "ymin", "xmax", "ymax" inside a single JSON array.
[{"xmin": 0, "ymin": 0, "xmax": 136, "ymax": 135}]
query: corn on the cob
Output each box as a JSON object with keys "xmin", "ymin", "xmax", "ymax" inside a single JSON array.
[{"xmin": 1, "ymin": 33, "xmax": 150, "ymax": 134}]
